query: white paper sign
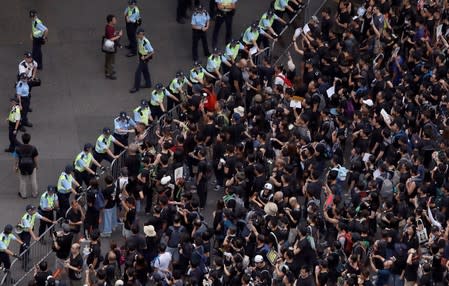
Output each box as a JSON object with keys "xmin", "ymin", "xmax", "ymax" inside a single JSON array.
[
  {"xmin": 249, "ymin": 46, "xmax": 258, "ymax": 56},
  {"xmin": 293, "ymin": 28, "xmax": 302, "ymax": 40},
  {"xmin": 290, "ymin": 100, "xmax": 302, "ymax": 109},
  {"xmin": 380, "ymin": 108, "xmax": 392, "ymax": 125},
  {"xmin": 303, "ymin": 24, "xmax": 310, "ymax": 34},
  {"xmin": 362, "ymin": 153, "xmax": 372, "ymax": 162},
  {"xmin": 437, "ymin": 24, "xmax": 443, "ymax": 38},
  {"xmin": 326, "ymin": 86, "xmax": 335, "ymax": 98},
  {"xmin": 174, "ymin": 167, "xmax": 183, "ymax": 181}
]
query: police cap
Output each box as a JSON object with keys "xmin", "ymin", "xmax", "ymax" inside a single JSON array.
[
  {"xmin": 128, "ymin": 0, "xmax": 137, "ymax": 4},
  {"xmin": 155, "ymin": 83, "xmax": 163, "ymax": 90},
  {"xmin": 140, "ymin": 99, "xmax": 148, "ymax": 107},
  {"xmin": 64, "ymin": 164, "xmax": 74, "ymax": 174},
  {"xmin": 24, "ymin": 52, "xmax": 32, "ymax": 58},
  {"xmin": 26, "ymin": 204, "xmax": 36, "ymax": 211},
  {"xmin": 136, "ymin": 28, "xmax": 145, "ymax": 34},
  {"xmin": 83, "ymin": 143, "xmax": 93, "ymax": 150},
  {"xmin": 119, "ymin": 111, "xmax": 127, "ymax": 119},
  {"xmin": 29, "ymin": 10, "xmax": 37, "ymax": 18},
  {"xmin": 103, "ymin": 127, "xmax": 111, "ymax": 134},
  {"xmin": 4, "ymin": 224, "xmax": 13, "ymax": 234},
  {"xmin": 47, "ymin": 185, "xmax": 56, "ymax": 192}
]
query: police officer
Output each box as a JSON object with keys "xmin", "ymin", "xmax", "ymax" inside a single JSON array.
[
  {"xmin": 18, "ymin": 205, "xmax": 55, "ymax": 268},
  {"xmin": 94, "ymin": 128, "xmax": 127, "ymax": 164},
  {"xmin": 0, "ymin": 224, "xmax": 23, "ymax": 271},
  {"xmin": 191, "ymin": 4, "xmax": 211, "ymax": 62},
  {"xmin": 242, "ymin": 21, "xmax": 270, "ymax": 50},
  {"xmin": 124, "ymin": 0, "xmax": 141, "ymax": 57},
  {"xmin": 4, "ymin": 97, "xmax": 21, "ymax": 153},
  {"xmin": 38, "ymin": 185, "xmax": 59, "ymax": 237},
  {"xmin": 258, "ymin": 9, "xmax": 286, "ymax": 48},
  {"xmin": 150, "ymin": 83, "xmax": 179, "ymax": 119},
  {"xmin": 130, "ymin": 28, "xmax": 154, "ymax": 93},
  {"xmin": 206, "ymin": 48, "xmax": 223, "ymax": 79},
  {"xmin": 273, "ymin": 0, "xmax": 300, "ymax": 33},
  {"xmin": 133, "ymin": 99, "xmax": 153, "ymax": 127},
  {"xmin": 57, "ymin": 165, "xmax": 81, "ymax": 219},
  {"xmin": 168, "ymin": 71, "xmax": 191, "ymax": 110},
  {"xmin": 74, "ymin": 143, "xmax": 102, "ymax": 187},
  {"xmin": 113, "ymin": 112, "xmax": 136, "ymax": 155},
  {"xmin": 221, "ymin": 39, "xmax": 245, "ymax": 67},
  {"xmin": 29, "ymin": 10, "xmax": 48, "ymax": 70},
  {"xmin": 212, "ymin": 0, "xmax": 237, "ymax": 49},
  {"xmin": 19, "ymin": 52, "xmax": 38, "ymax": 83},
  {"xmin": 189, "ymin": 62, "xmax": 215, "ymax": 92},
  {"xmin": 16, "ymin": 73, "xmax": 32, "ymax": 128}
]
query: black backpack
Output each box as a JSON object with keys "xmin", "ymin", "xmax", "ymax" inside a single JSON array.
[{"xmin": 18, "ymin": 147, "xmax": 35, "ymax": 171}]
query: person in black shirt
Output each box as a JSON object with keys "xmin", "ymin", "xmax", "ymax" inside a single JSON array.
[
  {"xmin": 86, "ymin": 230, "xmax": 102, "ymax": 270},
  {"xmin": 122, "ymin": 196, "xmax": 136, "ymax": 239},
  {"xmin": 196, "ymin": 148, "xmax": 209, "ymax": 209},
  {"xmin": 229, "ymin": 59, "xmax": 246, "ymax": 101},
  {"xmin": 33, "ymin": 261, "xmax": 52, "ymax": 286},
  {"xmin": 101, "ymin": 175, "xmax": 116, "ymax": 237},
  {"xmin": 65, "ymin": 243, "xmax": 83, "ymax": 286},
  {"xmin": 15, "ymin": 133, "xmax": 39, "ymax": 199},
  {"xmin": 52, "ymin": 223, "xmax": 73, "ymax": 273},
  {"xmin": 66, "ymin": 200, "xmax": 83, "ymax": 241}
]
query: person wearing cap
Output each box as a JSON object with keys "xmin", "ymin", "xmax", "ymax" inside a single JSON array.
[
  {"xmin": 191, "ymin": 4, "xmax": 211, "ymax": 62},
  {"xmin": 113, "ymin": 112, "xmax": 136, "ymax": 155},
  {"xmin": 57, "ymin": 165, "xmax": 81, "ymax": 219},
  {"xmin": 258, "ymin": 9, "xmax": 286, "ymax": 48},
  {"xmin": 189, "ymin": 62, "xmax": 215, "ymax": 91},
  {"xmin": 212, "ymin": 0, "xmax": 238, "ymax": 49},
  {"xmin": 150, "ymin": 84, "xmax": 179, "ymax": 119},
  {"xmin": 38, "ymin": 185, "xmax": 59, "ymax": 236},
  {"xmin": 206, "ymin": 48, "xmax": 223, "ymax": 79},
  {"xmin": 242, "ymin": 22, "xmax": 273, "ymax": 51},
  {"xmin": 18, "ymin": 52, "xmax": 38, "ymax": 82},
  {"xmin": 5, "ymin": 97, "xmax": 21, "ymax": 153},
  {"xmin": 104, "ymin": 14, "xmax": 123, "ymax": 80},
  {"xmin": 129, "ymin": 28, "xmax": 154, "ymax": 93},
  {"xmin": 16, "ymin": 73, "xmax": 32, "ymax": 127},
  {"xmin": 134, "ymin": 99, "xmax": 153, "ymax": 127},
  {"xmin": 18, "ymin": 204, "xmax": 56, "ymax": 261},
  {"xmin": 221, "ymin": 39, "xmax": 245, "ymax": 68},
  {"xmin": 273, "ymin": 0, "xmax": 299, "ymax": 20},
  {"xmin": 167, "ymin": 71, "xmax": 191, "ymax": 111},
  {"xmin": 94, "ymin": 128, "xmax": 127, "ymax": 164},
  {"xmin": 74, "ymin": 143, "xmax": 102, "ymax": 187},
  {"xmin": 0, "ymin": 224, "xmax": 24, "ymax": 271},
  {"xmin": 29, "ymin": 10, "xmax": 48, "ymax": 70},
  {"xmin": 124, "ymin": 0, "xmax": 141, "ymax": 57}
]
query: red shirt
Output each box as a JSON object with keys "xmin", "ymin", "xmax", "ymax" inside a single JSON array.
[{"xmin": 105, "ymin": 24, "xmax": 115, "ymax": 39}]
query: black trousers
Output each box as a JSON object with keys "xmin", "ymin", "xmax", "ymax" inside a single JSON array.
[
  {"xmin": 197, "ymin": 180, "xmax": 208, "ymax": 208},
  {"xmin": 19, "ymin": 231, "xmax": 31, "ymax": 269},
  {"xmin": 150, "ymin": 105, "xmax": 164, "ymax": 120},
  {"xmin": 113, "ymin": 133, "xmax": 129, "ymax": 155},
  {"xmin": 209, "ymin": 0, "xmax": 217, "ymax": 18},
  {"xmin": 75, "ymin": 170, "xmax": 92, "ymax": 187},
  {"xmin": 0, "ymin": 252, "xmax": 11, "ymax": 270},
  {"xmin": 57, "ymin": 192, "xmax": 71, "ymax": 219},
  {"xmin": 212, "ymin": 10, "xmax": 235, "ymax": 49},
  {"xmin": 93, "ymin": 151, "xmax": 113, "ymax": 167},
  {"xmin": 133, "ymin": 58, "xmax": 152, "ymax": 90},
  {"xmin": 126, "ymin": 22, "xmax": 138, "ymax": 54},
  {"xmin": 38, "ymin": 209, "xmax": 54, "ymax": 237},
  {"xmin": 8, "ymin": 122, "xmax": 18, "ymax": 151},
  {"xmin": 177, "ymin": 0, "xmax": 188, "ymax": 20},
  {"xmin": 19, "ymin": 96, "xmax": 30, "ymax": 124},
  {"xmin": 167, "ymin": 93, "xmax": 180, "ymax": 111},
  {"xmin": 192, "ymin": 29, "xmax": 210, "ymax": 61},
  {"xmin": 32, "ymin": 37, "xmax": 43, "ymax": 69}
]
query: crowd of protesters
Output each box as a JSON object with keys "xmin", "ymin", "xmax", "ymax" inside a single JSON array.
[{"xmin": 21, "ymin": 0, "xmax": 449, "ymax": 286}]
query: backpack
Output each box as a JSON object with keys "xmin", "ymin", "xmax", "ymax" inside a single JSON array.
[
  {"xmin": 87, "ymin": 189, "xmax": 105, "ymax": 211},
  {"xmin": 379, "ymin": 174, "xmax": 394, "ymax": 202},
  {"xmin": 276, "ymin": 74, "xmax": 293, "ymax": 88},
  {"xmin": 18, "ymin": 147, "xmax": 35, "ymax": 171},
  {"xmin": 339, "ymin": 232, "xmax": 353, "ymax": 256},
  {"xmin": 167, "ymin": 225, "xmax": 184, "ymax": 248}
]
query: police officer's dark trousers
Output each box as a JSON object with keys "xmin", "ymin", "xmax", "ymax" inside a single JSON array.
[
  {"xmin": 57, "ymin": 192, "xmax": 71, "ymax": 219},
  {"xmin": 8, "ymin": 122, "xmax": 18, "ymax": 151},
  {"xmin": 126, "ymin": 22, "xmax": 138, "ymax": 54},
  {"xmin": 93, "ymin": 151, "xmax": 112, "ymax": 167},
  {"xmin": 150, "ymin": 105, "xmax": 164, "ymax": 120},
  {"xmin": 209, "ymin": 0, "xmax": 217, "ymax": 18},
  {"xmin": 0, "ymin": 252, "xmax": 11, "ymax": 270},
  {"xmin": 192, "ymin": 29, "xmax": 210, "ymax": 62},
  {"xmin": 212, "ymin": 10, "xmax": 235, "ymax": 49},
  {"xmin": 19, "ymin": 96, "xmax": 30, "ymax": 124},
  {"xmin": 167, "ymin": 93, "xmax": 180, "ymax": 111},
  {"xmin": 177, "ymin": 0, "xmax": 188, "ymax": 21},
  {"xmin": 75, "ymin": 170, "xmax": 92, "ymax": 187},
  {"xmin": 32, "ymin": 37, "xmax": 43, "ymax": 70},
  {"xmin": 113, "ymin": 133, "xmax": 129, "ymax": 155},
  {"xmin": 134, "ymin": 58, "xmax": 152, "ymax": 90},
  {"xmin": 19, "ymin": 232, "xmax": 31, "ymax": 269},
  {"xmin": 38, "ymin": 209, "xmax": 54, "ymax": 237}
]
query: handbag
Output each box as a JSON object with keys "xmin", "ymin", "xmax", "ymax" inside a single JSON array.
[
  {"xmin": 28, "ymin": 78, "xmax": 41, "ymax": 87},
  {"xmin": 416, "ymin": 219, "xmax": 428, "ymax": 244},
  {"xmin": 136, "ymin": 18, "xmax": 142, "ymax": 26},
  {"xmin": 101, "ymin": 36, "xmax": 115, "ymax": 53}
]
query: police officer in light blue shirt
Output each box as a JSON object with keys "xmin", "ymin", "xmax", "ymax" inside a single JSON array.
[
  {"xmin": 191, "ymin": 5, "xmax": 211, "ymax": 62},
  {"xmin": 124, "ymin": 0, "xmax": 141, "ymax": 57},
  {"xmin": 16, "ymin": 73, "xmax": 32, "ymax": 127},
  {"xmin": 130, "ymin": 28, "xmax": 155, "ymax": 93},
  {"xmin": 113, "ymin": 112, "xmax": 136, "ymax": 155}
]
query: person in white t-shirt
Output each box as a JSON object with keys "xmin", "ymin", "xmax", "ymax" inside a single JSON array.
[{"xmin": 151, "ymin": 242, "xmax": 172, "ymax": 279}]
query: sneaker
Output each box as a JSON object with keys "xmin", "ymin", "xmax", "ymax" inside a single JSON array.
[
  {"xmin": 129, "ymin": 88, "xmax": 139, "ymax": 93},
  {"xmin": 4, "ymin": 148, "xmax": 13, "ymax": 153},
  {"xmin": 126, "ymin": 52, "xmax": 136, "ymax": 57},
  {"xmin": 105, "ymin": 75, "xmax": 117, "ymax": 80},
  {"xmin": 18, "ymin": 192, "xmax": 27, "ymax": 199}
]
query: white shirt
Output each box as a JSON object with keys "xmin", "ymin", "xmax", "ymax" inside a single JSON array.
[
  {"xmin": 18, "ymin": 60, "xmax": 38, "ymax": 78},
  {"xmin": 152, "ymin": 251, "xmax": 172, "ymax": 277}
]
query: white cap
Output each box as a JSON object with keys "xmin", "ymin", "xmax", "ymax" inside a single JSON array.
[
  {"xmin": 264, "ymin": 183, "xmax": 273, "ymax": 190},
  {"xmin": 362, "ymin": 99, "xmax": 374, "ymax": 107},
  {"xmin": 161, "ymin": 176, "xmax": 171, "ymax": 185},
  {"xmin": 254, "ymin": 255, "xmax": 264, "ymax": 263}
]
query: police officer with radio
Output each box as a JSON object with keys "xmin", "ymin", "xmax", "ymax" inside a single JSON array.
[
  {"xmin": 74, "ymin": 144, "xmax": 103, "ymax": 187},
  {"xmin": 206, "ymin": 48, "xmax": 223, "ymax": 79},
  {"xmin": 150, "ymin": 83, "xmax": 179, "ymax": 119},
  {"xmin": 113, "ymin": 112, "xmax": 136, "ymax": 155},
  {"xmin": 212, "ymin": 0, "xmax": 237, "ymax": 49},
  {"xmin": 38, "ymin": 185, "xmax": 59, "ymax": 236},
  {"xmin": 130, "ymin": 28, "xmax": 154, "ymax": 93},
  {"xmin": 133, "ymin": 99, "xmax": 153, "ymax": 127},
  {"xmin": 5, "ymin": 97, "xmax": 21, "ymax": 153},
  {"xmin": 19, "ymin": 52, "xmax": 38, "ymax": 83},
  {"xmin": 29, "ymin": 10, "xmax": 48, "ymax": 70},
  {"xmin": 16, "ymin": 73, "xmax": 32, "ymax": 128},
  {"xmin": 221, "ymin": 39, "xmax": 245, "ymax": 67},
  {"xmin": 168, "ymin": 71, "xmax": 191, "ymax": 110},
  {"xmin": 0, "ymin": 224, "xmax": 23, "ymax": 271},
  {"xmin": 57, "ymin": 165, "xmax": 81, "ymax": 219},
  {"xmin": 192, "ymin": 4, "xmax": 211, "ymax": 62},
  {"xmin": 189, "ymin": 62, "xmax": 215, "ymax": 92},
  {"xmin": 258, "ymin": 9, "xmax": 286, "ymax": 48},
  {"xmin": 124, "ymin": 0, "xmax": 141, "ymax": 57},
  {"xmin": 94, "ymin": 128, "xmax": 127, "ymax": 164}
]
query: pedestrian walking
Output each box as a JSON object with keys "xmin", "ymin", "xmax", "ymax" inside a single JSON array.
[
  {"xmin": 16, "ymin": 73, "xmax": 32, "ymax": 127},
  {"xmin": 212, "ymin": 0, "xmax": 237, "ymax": 49},
  {"xmin": 15, "ymin": 133, "xmax": 39, "ymax": 199},
  {"xmin": 5, "ymin": 97, "xmax": 21, "ymax": 153},
  {"xmin": 57, "ymin": 165, "xmax": 81, "ymax": 219},
  {"xmin": 150, "ymin": 83, "xmax": 179, "ymax": 120},
  {"xmin": 0, "ymin": 224, "xmax": 23, "ymax": 271},
  {"xmin": 191, "ymin": 4, "xmax": 211, "ymax": 62},
  {"xmin": 94, "ymin": 128, "xmax": 127, "ymax": 164},
  {"xmin": 113, "ymin": 112, "xmax": 136, "ymax": 155},
  {"xmin": 74, "ymin": 143, "xmax": 102, "ymax": 187},
  {"xmin": 38, "ymin": 185, "xmax": 59, "ymax": 237},
  {"xmin": 133, "ymin": 99, "xmax": 153, "ymax": 127},
  {"xmin": 129, "ymin": 28, "xmax": 154, "ymax": 93},
  {"xmin": 124, "ymin": 0, "xmax": 141, "ymax": 57},
  {"xmin": 29, "ymin": 10, "xmax": 48, "ymax": 70},
  {"xmin": 104, "ymin": 14, "xmax": 123, "ymax": 80}
]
